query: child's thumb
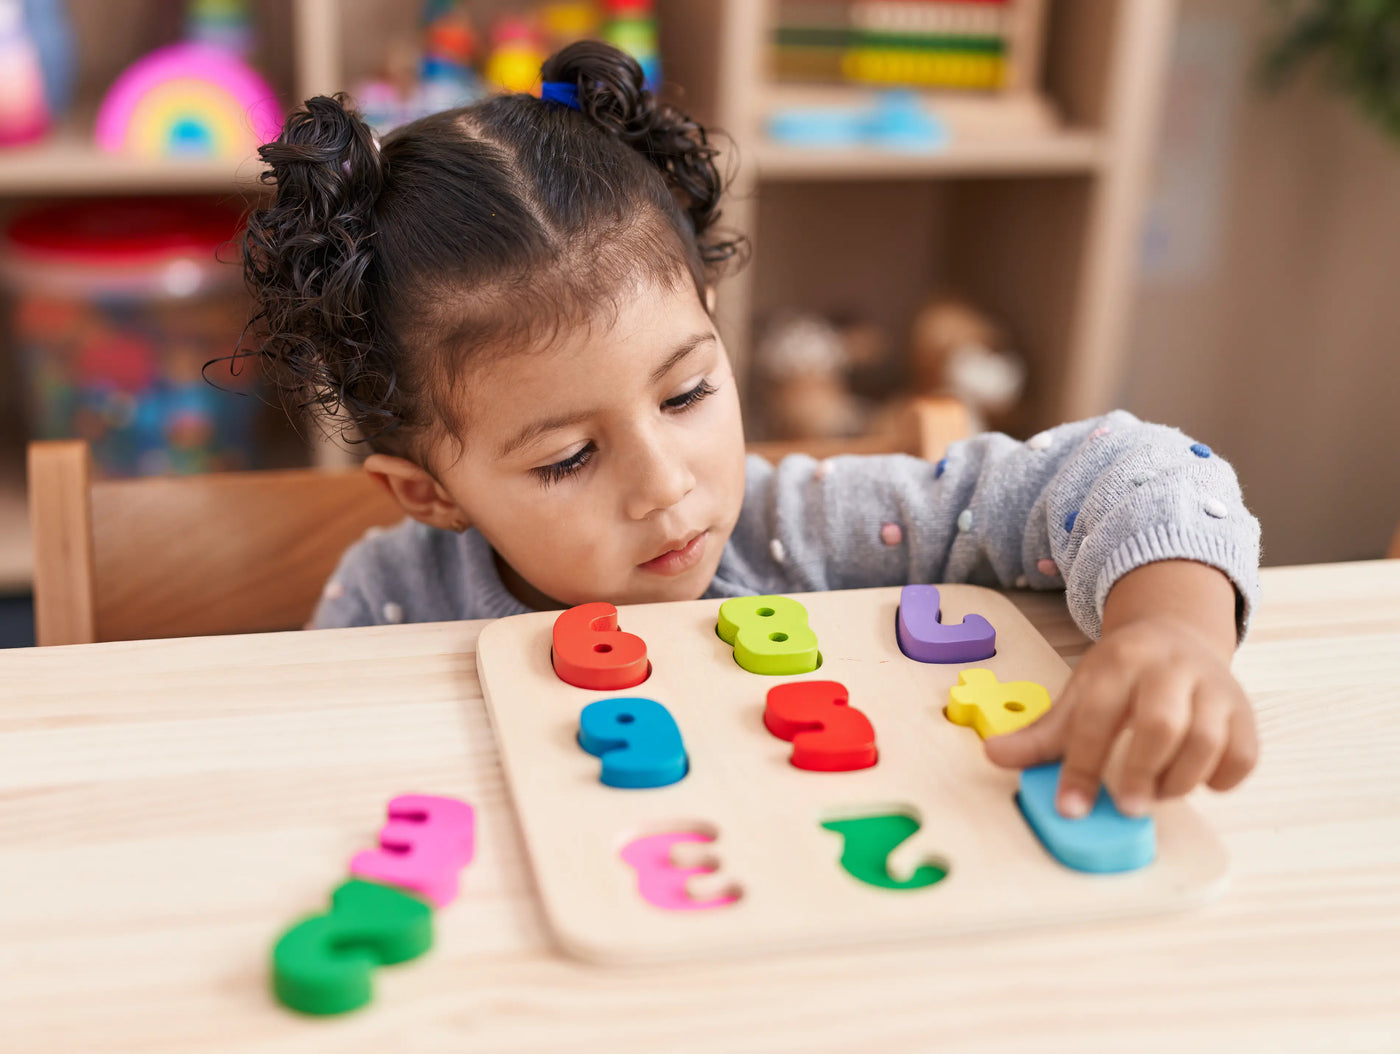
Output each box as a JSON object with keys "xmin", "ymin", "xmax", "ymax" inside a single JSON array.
[{"xmin": 983, "ymin": 702, "xmax": 1069, "ymax": 770}]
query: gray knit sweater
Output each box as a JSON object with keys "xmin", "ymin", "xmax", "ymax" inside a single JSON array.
[{"xmin": 311, "ymin": 410, "xmax": 1262, "ymax": 641}]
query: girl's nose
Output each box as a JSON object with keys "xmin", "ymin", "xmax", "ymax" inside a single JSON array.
[{"xmin": 625, "ymin": 436, "xmax": 696, "ymax": 520}]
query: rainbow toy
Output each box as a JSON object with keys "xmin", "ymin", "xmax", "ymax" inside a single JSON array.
[{"xmin": 95, "ymin": 42, "xmax": 282, "ymax": 158}]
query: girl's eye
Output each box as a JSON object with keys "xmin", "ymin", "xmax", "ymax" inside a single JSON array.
[
  {"xmin": 532, "ymin": 443, "xmax": 595, "ymax": 487},
  {"xmin": 664, "ymin": 379, "xmax": 717, "ymax": 411}
]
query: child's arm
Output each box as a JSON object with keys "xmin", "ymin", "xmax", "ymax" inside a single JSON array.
[
  {"xmin": 726, "ymin": 409, "xmax": 1262, "ymax": 812},
  {"xmin": 983, "ymin": 558, "xmax": 1257, "ymax": 817}
]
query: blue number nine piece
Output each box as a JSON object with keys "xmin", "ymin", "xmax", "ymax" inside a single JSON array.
[{"xmin": 577, "ymin": 697, "xmax": 689, "ymax": 789}]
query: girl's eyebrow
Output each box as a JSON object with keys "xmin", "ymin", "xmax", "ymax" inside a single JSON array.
[
  {"xmin": 499, "ymin": 332, "xmax": 717, "ymax": 459},
  {"xmin": 649, "ymin": 332, "xmax": 716, "ymax": 383}
]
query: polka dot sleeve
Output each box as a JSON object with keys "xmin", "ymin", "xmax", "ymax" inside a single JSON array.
[{"xmin": 714, "ymin": 410, "xmax": 1262, "ymax": 643}]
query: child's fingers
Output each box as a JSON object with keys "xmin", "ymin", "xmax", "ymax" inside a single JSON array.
[
  {"xmin": 982, "ymin": 693, "xmax": 1072, "ymax": 770},
  {"xmin": 1111, "ymin": 668, "xmax": 1195, "ymax": 815},
  {"xmin": 1054, "ymin": 670, "xmax": 1133, "ymax": 818},
  {"xmin": 1206, "ymin": 698, "xmax": 1259, "ymax": 791},
  {"xmin": 1154, "ymin": 684, "xmax": 1231, "ymax": 799}
]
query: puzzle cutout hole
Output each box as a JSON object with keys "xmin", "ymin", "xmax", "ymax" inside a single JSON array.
[{"xmin": 819, "ymin": 807, "xmax": 952, "ymax": 891}]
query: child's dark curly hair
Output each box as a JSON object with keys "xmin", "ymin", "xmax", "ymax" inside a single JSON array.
[{"xmin": 240, "ymin": 40, "xmax": 745, "ymax": 462}]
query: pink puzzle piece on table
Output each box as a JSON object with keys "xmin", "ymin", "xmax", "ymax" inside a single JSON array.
[
  {"xmin": 620, "ymin": 832, "xmax": 739, "ymax": 912},
  {"xmin": 349, "ymin": 794, "xmax": 476, "ymax": 908}
]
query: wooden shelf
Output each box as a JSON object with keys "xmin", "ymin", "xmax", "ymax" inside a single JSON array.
[
  {"xmin": 750, "ymin": 82, "xmax": 1103, "ymax": 180},
  {"xmin": 0, "ymin": 119, "xmax": 266, "ymax": 196},
  {"xmin": 754, "ymin": 128, "xmax": 1103, "ymax": 179}
]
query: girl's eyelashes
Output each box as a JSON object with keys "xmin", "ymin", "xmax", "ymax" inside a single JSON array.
[
  {"xmin": 530, "ymin": 380, "xmax": 714, "ymax": 488},
  {"xmin": 664, "ymin": 378, "xmax": 717, "ymax": 411},
  {"xmin": 532, "ymin": 442, "xmax": 596, "ymax": 487}
]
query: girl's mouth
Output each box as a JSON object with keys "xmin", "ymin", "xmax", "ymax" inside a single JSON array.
[{"xmin": 638, "ymin": 530, "xmax": 708, "ymax": 576}]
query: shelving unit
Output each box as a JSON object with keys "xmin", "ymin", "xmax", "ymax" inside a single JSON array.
[
  {"xmin": 0, "ymin": 0, "xmax": 1177, "ymax": 591},
  {"xmin": 659, "ymin": 0, "xmax": 1177, "ymax": 438}
]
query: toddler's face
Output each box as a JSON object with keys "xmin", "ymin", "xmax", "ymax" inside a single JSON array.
[{"xmin": 438, "ymin": 277, "xmax": 748, "ymax": 609}]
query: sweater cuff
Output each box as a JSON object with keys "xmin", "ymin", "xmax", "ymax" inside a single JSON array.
[{"xmin": 1089, "ymin": 522, "xmax": 1261, "ymax": 645}]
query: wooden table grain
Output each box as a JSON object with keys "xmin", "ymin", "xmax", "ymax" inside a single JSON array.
[{"xmin": 2, "ymin": 562, "xmax": 1398, "ymax": 1053}]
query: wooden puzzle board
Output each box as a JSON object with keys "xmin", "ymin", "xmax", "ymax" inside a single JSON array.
[{"xmin": 476, "ymin": 586, "xmax": 1229, "ymax": 965}]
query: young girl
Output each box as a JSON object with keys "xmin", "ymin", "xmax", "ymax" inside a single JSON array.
[{"xmin": 242, "ymin": 41, "xmax": 1261, "ymax": 821}]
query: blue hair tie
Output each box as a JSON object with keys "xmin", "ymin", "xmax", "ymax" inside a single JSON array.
[{"xmin": 541, "ymin": 80, "xmax": 580, "ymax": 110}]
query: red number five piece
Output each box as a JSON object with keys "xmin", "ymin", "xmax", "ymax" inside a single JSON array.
[
  {"xmin": 551, "ymin": 602, "xmax": 650, "ymax": 690},
  {"xmin": 763, "ymin": 680, "xmax": 878, "ymax": 772}
]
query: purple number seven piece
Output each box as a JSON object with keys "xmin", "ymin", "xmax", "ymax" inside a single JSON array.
[{"xmin": 896, "ymin": 584, "xmax": 997, "ymax": 664}]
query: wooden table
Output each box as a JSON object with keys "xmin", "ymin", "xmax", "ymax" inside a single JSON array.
[{"xmin": 3, "ymin": 562, "xmax": 1398, "ymax": 1052}]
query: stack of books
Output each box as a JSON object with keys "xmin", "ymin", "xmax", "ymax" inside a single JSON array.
[{"xmin": 772, "ymin": 0, "xmax": 1014, "ymax": 91}]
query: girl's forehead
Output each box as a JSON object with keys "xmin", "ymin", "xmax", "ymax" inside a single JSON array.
[{"xmin": 461, "ymin": 281, "xmax": 714, "ymax": 400}]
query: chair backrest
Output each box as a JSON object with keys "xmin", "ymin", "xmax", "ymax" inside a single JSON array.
[{"xmin": 28, "ymin": 396, "xmax": 969, "ymax": 645}]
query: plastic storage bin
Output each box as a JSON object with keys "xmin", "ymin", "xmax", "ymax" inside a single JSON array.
[{"xmin": 1, "ymin": 197, "xmax": 259, "ymax": 476}]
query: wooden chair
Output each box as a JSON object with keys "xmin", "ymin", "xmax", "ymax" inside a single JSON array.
[{"xmin": 28, "ymin": 396, "xmax": 969, "ymax": 646}]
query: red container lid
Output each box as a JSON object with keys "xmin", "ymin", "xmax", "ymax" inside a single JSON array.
[{"xmin": 3, "ymin": 197, "xmax": 244, "ymax": 267}]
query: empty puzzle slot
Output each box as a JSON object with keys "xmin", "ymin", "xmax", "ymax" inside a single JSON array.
[
  {"xmin": 617, "ymin": 823, "xmax": 743, "ymax": 910},
  {"xmin": 818, "ymin": 805, "xmax": 950, "ymax": 891}
]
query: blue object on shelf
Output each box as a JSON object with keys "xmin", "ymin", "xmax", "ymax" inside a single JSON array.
[
  {"xmin": 767, "ymin": 91, "xmax": 948, "ymax": 153},
  {"xmin": 23, "ymin": 0, "xmax": 75, "ymax": 116}
]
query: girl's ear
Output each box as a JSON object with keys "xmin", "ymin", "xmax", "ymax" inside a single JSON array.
[{"xmin": 364, "ymin": 454, "xmax": 471, "ymax": 532}]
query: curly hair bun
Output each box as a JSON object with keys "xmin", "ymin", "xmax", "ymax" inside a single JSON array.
[{"xmin": 541, "ymin": 40, "xmax": 733, "ymax": 266}]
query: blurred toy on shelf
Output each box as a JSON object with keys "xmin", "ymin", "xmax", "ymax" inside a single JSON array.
[
  {"xmin": 186, "ymin": 0, "xmax": 253, "ymax": 56},
  {"xmin": 356, "ymin": 0, "xmax": 488, "ymax": 132},
  {"xmin": 0, "ymin": 0, "xmax": 74, "ymax": 147},
  {"xmin": 896, "ymin": 295, "xmax": 1025, "ymax": 433},
  {"xmin": 768, "ymin": 90, "xmax": 948, "ymax": 151},
  {"xmin": 0, "ymin": 198, "xmax": 262, "ymax": 477},
  {"xmin": 95, "ymin": 41, "xmax": 283, "ymax": 158},
  {"xmin": 351, "ymin": 0, "xmax": 673, "ymax": 132},
  {"xmin": 541, "ymin": 1, "xmax": 601, "ymax": 52},
  {"xmin": 756, "ymin": 312, "xmax": 874, "ymax": 441},
  {"xmin": 771, "ymin": 0, "xmax": 1012, "ymax": 91},
  {"xmin": 603, "ymin": 0, "xmax": 660, "ymax": 92},
  {"xmin": 94, "ymin": 0, "xmax": 281, "ymax": 158},
  {"xmin": 484, "ymin": 12, "xmax": 548, "ymax": 94},
  {"xmin": 419, "ymin": 1, "xmax": 484, "ymax": 112}
]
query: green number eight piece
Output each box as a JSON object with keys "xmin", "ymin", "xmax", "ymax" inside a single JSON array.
[{"xmin": 717, "ymin": 595, "xmax": 821, "ymax": 675}]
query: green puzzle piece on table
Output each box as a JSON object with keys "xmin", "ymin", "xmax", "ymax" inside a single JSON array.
[{"xmin": 272, "ymin": 878, "xmax": 434, "ymax": 1015}]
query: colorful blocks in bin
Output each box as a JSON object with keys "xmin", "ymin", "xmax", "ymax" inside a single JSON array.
[
  {"xmin": 272, "ymin": 879, "xmax": 433, "ymax": 1016},
  {"xmin": 1017, "ymin": 763, "xmax": 1156, "ymax": 874}
]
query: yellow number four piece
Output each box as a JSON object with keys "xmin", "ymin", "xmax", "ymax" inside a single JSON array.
[
  {"xmin": 716, "ymin": 595, "xmax": 821, "ymax": 676},
  {"xmin": 947, "ymin": 669, "xmax": 1052, "ymax": 739}
]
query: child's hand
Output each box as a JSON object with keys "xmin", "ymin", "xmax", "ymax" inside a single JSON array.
[{"xmin": 984, "ymin": 560, "xmax": 1259, "ymax": 818}]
